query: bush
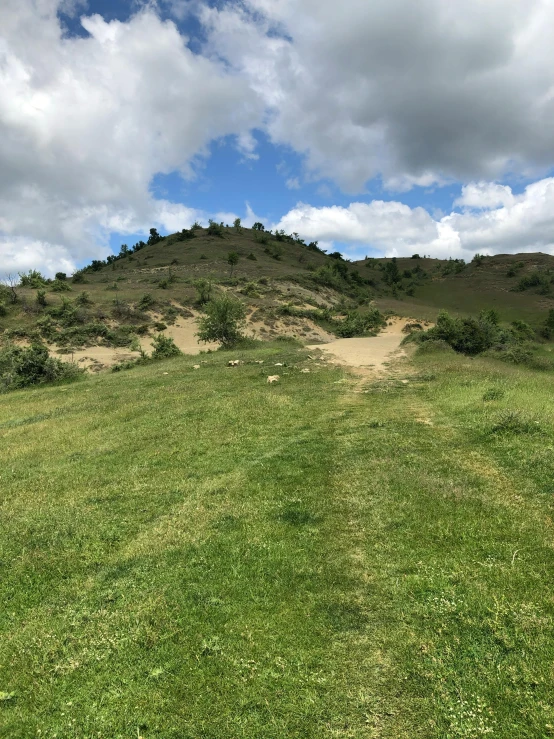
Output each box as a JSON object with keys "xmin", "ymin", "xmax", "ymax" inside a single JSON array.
[
  {"xmin": 72, "ymin": 271, "xmax": 87, "ymax": 284},
  {"xmin": 334, "ymin": 308, "xmax": 386, "ymax": 338},
  {"xmin": 51, "ymin": 279, "xmax": 71, "ymax": 293},
  {"xmin": 138, "ymin": 293, "xmax": 155, "ymax": 310},
  {"xmin": 516, "ymin": 271, "xmax": 550, "ymax": 293},
  {"xmin": 36, "ymin": 290, "xmax": 47, "ymax": 307},
  {"xmin": 207, "ymin": 220, "xmax": 224, "ymax": 237},
  {"xmin": 247, "ymin": 252, "xmax": 257, "ymax": 261},
  {"xmin": 419, "ymin": 310, "xmax": 503, "ymax": 355},
  {"xmin": 0, "ymin": 302, "xmax": 7, "ymax": 317},
  {"xmin": 151, "ymin": 334, "xmax": 181, "ymax": 359},
  {"xmin": 0, "ymin": 343, "xmax": 82, "ymax": 392},
  {"xmin": 55, "ymin": 272, "xmax": 67, "ymax": 281},
  {"xmin": 194, "ymin": 278, "xmax": 212, "ymax": 305},
  {"xmin": 75, "ymin": 291, "xmax": 92, "ymax": 306},
  {"xmin": 19, "ymin": 270, "xmax": 47, "ymax": 288},
  {"xmin": 196, "ymin": 295, "xmax": 247, "ymax": 348}
]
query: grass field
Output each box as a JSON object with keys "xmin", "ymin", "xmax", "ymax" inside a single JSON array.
[{"xmin": 1, "ymin": 340, "xmax": 554, "ymax": 737}]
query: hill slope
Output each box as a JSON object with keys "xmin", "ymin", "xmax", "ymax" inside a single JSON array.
[{"xmin": 1, "ymin": 339, "xmax": 554, "ymax": 737}]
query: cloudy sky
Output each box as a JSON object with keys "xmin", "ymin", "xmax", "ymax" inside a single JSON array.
[{"xmin": 2, "ymin": 0, "xmax": 554, "ymax": 276}]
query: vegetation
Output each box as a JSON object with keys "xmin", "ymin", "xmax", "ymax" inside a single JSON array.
[
  {"xmin": 1, "ymin": 341, "xmax": 554, "ymax": 737},
  {"xmin": 0, "ymin": 342, "xmax": 81, "ymax": 391},
  {"xmin": 197, "ymin": 294, "xmax": 246, "ymax": 348}
]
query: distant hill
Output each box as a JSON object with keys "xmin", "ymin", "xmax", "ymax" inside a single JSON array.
[{"xmin": 2, "ymin": 224, "xmax": 554, "ymax": 361}]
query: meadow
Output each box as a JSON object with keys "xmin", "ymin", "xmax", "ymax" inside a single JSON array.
[{"xmin": 1, "ymin": 339, "xmax": 553, "ymax": 738}]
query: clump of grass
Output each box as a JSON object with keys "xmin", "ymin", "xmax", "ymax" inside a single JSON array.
[
  {"xmin": 483, "ymin": 388, "xmax": 504, "ymax": 401},
  {"xmin": 488, "ymin": 409, "xmax": 541, "ymax": 435}
]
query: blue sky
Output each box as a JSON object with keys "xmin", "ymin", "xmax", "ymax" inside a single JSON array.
[{"xmin": 2, "ymin": 0, "xmax": 554, "ymax": 276}]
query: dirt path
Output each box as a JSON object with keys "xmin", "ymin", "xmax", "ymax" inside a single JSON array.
[{"xmin": 307, "ymin": 317, "xmax": 410, "ymax": 373}]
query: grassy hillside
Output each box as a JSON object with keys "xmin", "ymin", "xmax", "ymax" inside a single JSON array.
[
  {"xmin": 4, "ymin": 226, "xmax": 554, "ymax": 359},
  {"xmin": 1, "ymin": 341, "xmax": 554, "ymax": 737},
  {"xmin": 358, "ymin": 253, "xmax": 554, "ymax": 324}
]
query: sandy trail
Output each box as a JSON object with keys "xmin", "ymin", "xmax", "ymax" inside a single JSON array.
[{"xmin": 307, "ymin": 317, "xmax": 409, "ymax": 372}]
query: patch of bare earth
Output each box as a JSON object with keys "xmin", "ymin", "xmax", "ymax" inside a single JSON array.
[{"xmin": 307, "ymin": 317, "xmax": 410, "ymax": 375}]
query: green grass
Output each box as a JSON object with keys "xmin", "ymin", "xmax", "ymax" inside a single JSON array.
[{"xmin": 1, "ymin": 343, "xmax": 554, "ymax": 737}]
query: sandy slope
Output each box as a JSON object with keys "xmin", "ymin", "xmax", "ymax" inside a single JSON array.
[{"xmin": 307, "ymin": 317, "xmax": 409, "ymax": 372}]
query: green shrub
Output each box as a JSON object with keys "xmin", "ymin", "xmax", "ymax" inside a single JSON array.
[
  {"xmin": 227, "ymin": 251, "xmax": 239, "ymax": 276},
  {"xmin": 138, "ymin": 293, "xmax": 155, "ymax": 310},
  {"xmin": 75, "ymin": 291, "xmax": 92, "ymax": 306},
  {"xmin": 334, "ymin": 308, "xmax": 386, "ymax": 338},
  {"xmin": 19, "ymin": 270, "xmax": 47, "ymax": 288},
  {"xmin": 240, "ymin": 282, "xmax": 261, "ymax": 298},
  {"xmin": 194, "ymin": 278, "xmax": 212, "ymax": 305},
  {"xmin": 0, "ymin": 302, "xmax": 7, "ymax": 317},
  {"xmin": 55, "ymin": 272, "xmax": 67, "ymax": 281},
  {"xmin": 51, "ymin": 279, "xmax": 72, "ymax": 293},
  {"xmin": 0, "ymin": 343, "xmax": 82, "ymax": 392},
  {"xmin": 419, "ymin": 310, "xmax": 504, "ymax": 355},
  {"xmin": 151, "ymin": 334, "xmax": 181, "ymax": 359},
  {"xmin": 207, "ymin": 220, "xmax": 224, "ymax": 237},
  {"xmin": 196, "ymin": 295, "xmax": 247, "ymax": 348},
  {"xmin": 516, "ymin": 271, "xmax": 550, "ymax": 293},
  {"xmin": 247, "ymin": 252, "xmax": 257, "ymax": 261},
  {"xmin": 36, "ymin": 290, "xmax": 47, "ymax": 307}
]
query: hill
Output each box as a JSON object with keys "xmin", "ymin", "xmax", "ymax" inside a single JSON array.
[{"xmin": 3, "ymin": 225, "xmax": 554, "ymax": 372}]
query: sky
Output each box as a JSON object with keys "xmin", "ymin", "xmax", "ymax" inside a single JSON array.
[{"xmin": 2, "ymin": 0, "xmax": 554, "ymax": 277}]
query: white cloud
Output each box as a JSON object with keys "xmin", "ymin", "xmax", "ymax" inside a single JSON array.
[
  {"xmin": 454, "ymin": 182, "xmax": 516, "ymax": 210},
  {"xmin": 286, "ymin": 177, "xmax": 301, "ymax": 190},
  {"xmin": 272, "ymin": 178, "xmax": 554, "ymax": 260},
  {"xmin": 203, "ymin": 0, "xmax": 554, "ymax": 192},
  {"xmin": 0, "ymin": 0, "xmax": 261, "ymax": 277}
]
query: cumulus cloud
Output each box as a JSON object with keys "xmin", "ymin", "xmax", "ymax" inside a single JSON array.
[
  {"xmin": 273, "ymin": 178, "xmax": 554, "ymax": 260},
  {"xmin": 0, "ymin": 0, "xmax": 261, "ymax": 277},
  {"xmin": 202, "ymin": 0, "xmax": 554, "ymax": 192}
]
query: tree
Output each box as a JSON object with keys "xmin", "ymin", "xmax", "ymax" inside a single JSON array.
[
  {"xmin": 5, "ymin": 275, "xmax": 19, "ymax": 303},
  {"xmin": 194, "ymin": 278, "xmax": 212, "ymax": 305},
  {"xmin": 384, "ymin": 257, "xmax": 401, "ymax": 286},
  {"xmin": 233, "ymin": 217, "xmax": 242, "ymax": 232},
  {"xmin": 197, "ymin": 295, "xmax": 246, "ymax": 348},
  {"xmin": 119, "ymin": 244, "xmax": 129, "ymax": 257},
  {"xmin": 55, "ymin": 272, "xmax": 67, "ymax": 281},
  {"xmin": 252, "ymin": 222, "xmax": 265, "ymax": 231},
  {"xmin": 147, "ymin": 228, "xmax": 162, "ymax": 246},
  {"xmin": 227, "ymin": 251, "xmax": 239, "ymax": 276}
]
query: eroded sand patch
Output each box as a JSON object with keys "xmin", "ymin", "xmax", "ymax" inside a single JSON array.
[{"xmin": 307, "ymin": 317, "xmax": 410, "ymax": 373}]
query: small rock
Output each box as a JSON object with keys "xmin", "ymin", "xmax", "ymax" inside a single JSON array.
[
  {"xmin": 267, "ymin": 375, "xmax": 280, "ymax": 384},
  {"xmin": 228, "ymin": 360, "xmax": 241, "ymax": 367},
  {"xmin": 300, "ymin": 368, "xmax": 310, "ymax": 373},
  {"xmin": 274, "ymin": 362, "xmax": 283, "ymax": 366},
  {"xmin": 163, "ymin": 372, "xmax": 169, "ymax": 375},
  {"xmin": 193, "ymin": 365, "xmax": 200, "ymax": 370},
  {"xmin": 401, "ymin": 379, "xmax": 409, "ymax": 384}
]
